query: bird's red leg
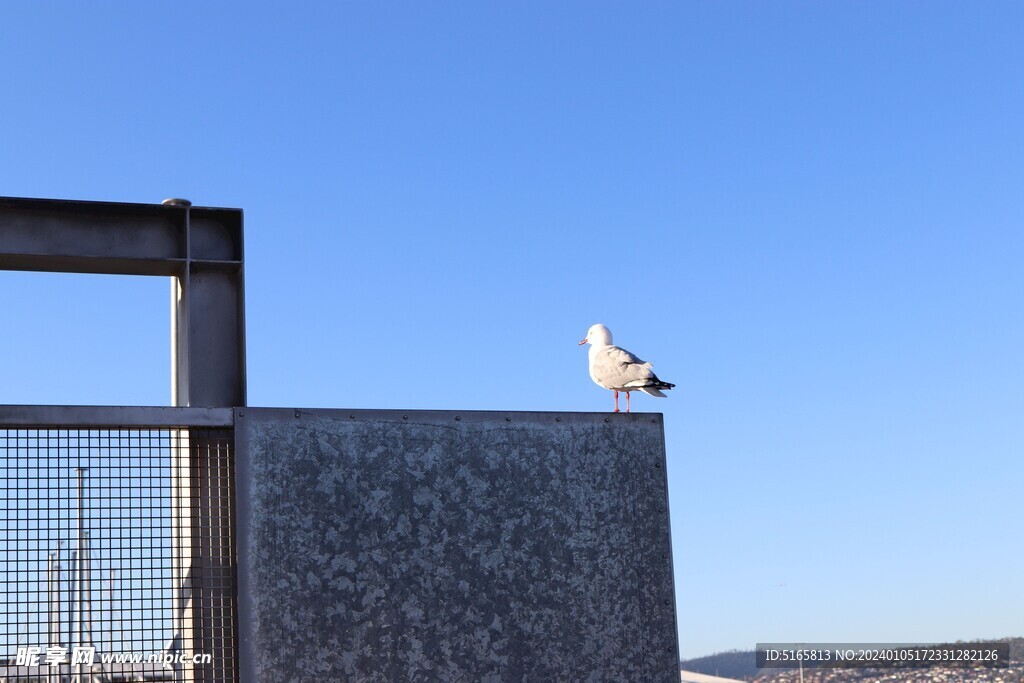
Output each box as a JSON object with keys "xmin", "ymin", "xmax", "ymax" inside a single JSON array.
[
  {"xmin": 613, "ymin": 390, "xmax": 620, "ymax": 413},
  {"xmin": 626, "ymin": 391, "xmax": 631, "ymax": 413}
]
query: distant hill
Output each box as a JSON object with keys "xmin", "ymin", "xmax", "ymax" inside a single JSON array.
[
  {"xmin": 680, "ymin": 649, "xmax": 758, "ymax": 680},
  {"xmin": 681, "ymin": 638, "xmax": 1024, "ymax": 682}
]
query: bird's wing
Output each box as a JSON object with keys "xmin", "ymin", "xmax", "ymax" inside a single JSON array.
[{"xmin": 592, "ymin": 345, "xmax": 657, "ymax": 389}]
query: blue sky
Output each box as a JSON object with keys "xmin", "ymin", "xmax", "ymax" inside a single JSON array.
[{"xmin": 1, "ymin": 1, "xmax": 1022, "ymax": 660}]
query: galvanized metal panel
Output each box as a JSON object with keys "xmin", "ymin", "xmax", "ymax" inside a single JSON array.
[{"xmin": 235, "ymin": 408, "xmax": 679, "ymax": 682}]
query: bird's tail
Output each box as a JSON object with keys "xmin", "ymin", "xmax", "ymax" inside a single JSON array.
[{"xmin": 638, "ymin": 379, "xmax": 674, "ymax": 398}]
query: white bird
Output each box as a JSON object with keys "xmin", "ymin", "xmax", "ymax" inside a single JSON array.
[{"xmin": 578, "ymin": 323, "xmax": 675, "ymax": 413}]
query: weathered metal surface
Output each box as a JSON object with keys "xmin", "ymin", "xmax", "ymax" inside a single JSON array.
[{"xmin": 235, "ymin": 408, "xmax": 678, "ymax": 682}]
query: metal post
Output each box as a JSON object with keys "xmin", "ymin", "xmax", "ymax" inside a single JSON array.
[
  {"xmin": 48, "ymin": 551, "xmax": 59, "ymax": 683},
  {"xmin": 68, "ymin": 550, "xmax": 76, "ymax": 653},
  {"xmin": 168, "ymin": 197, "xmax": 191, "ymax": 408},
  {"xmin": 76, "ymin": 467, "xmax": 88, "ymax": 683},
  {"xmin": 170, "ymin": 429, "xmax": 194, "ymax": 682},
  {"xmin": 50, "ymin": 546, "xmax": 64, "ymax": 683},
  {"xmin": 81, "ymin": 531, "xmax": 91, "ymax": 647},
  {"xmin": 47, "ymin": 552, "xmax": 56, "ymax": 647},
  {"xmin": 76, "ymin": 468, "xmax": 85, "ymax": 649}
]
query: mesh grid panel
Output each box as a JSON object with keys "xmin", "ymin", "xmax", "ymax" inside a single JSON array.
[{"xmin": 0, "ymin": 428, "xmax": 236, "ymax": 683}]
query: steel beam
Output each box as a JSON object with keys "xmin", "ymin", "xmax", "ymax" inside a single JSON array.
[
  {"xmin": 0, "ymin": 196, "xmax": 246, "ymax": 407},
  {"xmin": 0, "ymin": 404, "xmax": 234, "ymax": 427}
]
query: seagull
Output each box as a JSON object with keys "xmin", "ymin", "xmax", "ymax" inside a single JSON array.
[{"xmin": 578, "ymin": 323, "xmax": 675, "ymax": 413}]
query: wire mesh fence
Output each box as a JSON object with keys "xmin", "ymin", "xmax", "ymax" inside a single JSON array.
[{"xmin": 0, "ymin": 427, "xmax": 235, "ymax": 683}]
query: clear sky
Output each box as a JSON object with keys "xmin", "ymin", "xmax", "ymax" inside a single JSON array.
[{"xmin": 1, "ymin": 1, "xmax": 1022, "ymax": 660}]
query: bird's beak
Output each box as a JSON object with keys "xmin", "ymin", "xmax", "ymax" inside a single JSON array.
[{"xmin": 578, "ymin": 337, "xmax": 588, "ymax": 346}]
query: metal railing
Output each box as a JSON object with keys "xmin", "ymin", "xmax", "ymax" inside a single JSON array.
[{"xmin": 0, "ymin": 407, "xmax": 235, "ymax": 683}]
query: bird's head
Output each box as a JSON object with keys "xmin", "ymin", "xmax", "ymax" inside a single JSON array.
[{"xmin": 578, "ymin": 324, "xmax": 613, "ymax": 347}]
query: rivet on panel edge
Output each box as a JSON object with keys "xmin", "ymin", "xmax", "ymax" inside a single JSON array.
[
  {"xmin": 454, "ymin": 416, "xmax": 461, "ymax": 421},
  {"xmin": 555, "ymin": 417, "xmax": 561, "ymax": 422},
  {"xmin": 403, "ymin": 415, "xmax": 408, "ymax": 420},
  {"xmin": 505, "ymin": 416, "xmax": 511, "ymax": 421}
]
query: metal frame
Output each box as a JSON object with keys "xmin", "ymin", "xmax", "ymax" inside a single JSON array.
[
  {"xmin": 0, "ymin": 195, "xmax": 245, "ymax": 681},
  {"xmin": 0, "ymin": 196, "xmax": 246, "ymax": 408}
]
